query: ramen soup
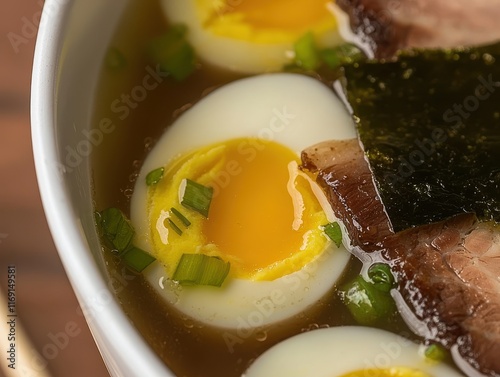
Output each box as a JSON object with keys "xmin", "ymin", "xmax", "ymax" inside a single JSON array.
[{"xmin": 91, "ymin": 1, "xmax": 470, "ymax": 376}]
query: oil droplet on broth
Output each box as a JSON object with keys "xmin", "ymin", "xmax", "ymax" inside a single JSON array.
[
  {"xmin": 132, "ymin": 159, "xmax": 142, "ymax": 169},
  {"xmin": 144, "ymin": 137, "xmax": 155, "ymax": 151},
  {"xmin": 123, "ymin": 188, "xmax": 134, "ymax": 198},
  {"xmin": 129, "ymin": 172, "xmax": 139, "ymax": 183},
  {"xmin": 255, "ymin": 330, "xmax": 268, "ymax": 342},
  {"xmin": 301, "ymin": 323, "xmax": 320, "ymax": 332},
  {"xmin": 183, "ymin": 318, "xmax": 195, "ymax": 329}
]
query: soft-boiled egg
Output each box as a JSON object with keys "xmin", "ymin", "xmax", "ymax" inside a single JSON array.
[
  {"xmin": 131, "ymin": 73, "xmax": 356, "ymax": 328},
  {"xmin": 244, "ymin": 326, "xmax": 464, "ymax": 377},
  {"xmin": 160, "ymin": 0, "xmax": 342, "ymax": 73}
]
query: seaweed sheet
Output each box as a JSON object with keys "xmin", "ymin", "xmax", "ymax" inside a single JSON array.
[{"xmin": 342, "ymin": 43, "xmax": 500, "ymax": 232}]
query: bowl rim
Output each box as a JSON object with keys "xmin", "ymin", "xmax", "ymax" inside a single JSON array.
[{"xmin": 30, "ymin": 1, "xmax": 171, "ymax": 375}]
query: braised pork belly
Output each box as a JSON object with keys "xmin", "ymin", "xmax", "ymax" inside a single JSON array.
[{"xmin": 337, "ymin": 0, "xmax": 500, "ymax": 58}]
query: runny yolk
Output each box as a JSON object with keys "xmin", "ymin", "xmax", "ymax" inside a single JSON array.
[
  {"xmin": 203, "ymin": 139, "xmax": 306, "ymax": 275},
  {"xmin": 339, "ymin": 367, "xmax": 432, "ymax": 377},
  {"xmin": 223, "ymin": 0, "xmax": 332, "ymax": 31}
]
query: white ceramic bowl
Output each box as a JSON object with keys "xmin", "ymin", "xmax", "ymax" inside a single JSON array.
[{"xmin": 31, "ymin": 0, "xmax": 173, "ymax": 375}]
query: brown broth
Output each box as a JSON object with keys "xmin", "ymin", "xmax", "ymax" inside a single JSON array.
[{"xmin": 91, "ymin": 1, "xmax": 415, "ymax": 376}]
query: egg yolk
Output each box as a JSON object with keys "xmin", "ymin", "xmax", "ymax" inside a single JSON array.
[
  {"xmin": 204, "ymin": 139, "xmax": 306, "ymax": 271},
  {"xmin": 340, "ymin": 367, "xmax": 432, "ymax": 377},
  {"xmin": 146, "ymin": 138, "xmax": 330, "ymax": 280},
  {"xmin": 222, "ymin": 0, "xmax": 332, "ymax": 31},
  {"xmin": 203, "ymin": 0, "xmax": 336, "ymax": 44}
]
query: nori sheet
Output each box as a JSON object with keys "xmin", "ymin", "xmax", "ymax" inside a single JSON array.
[{"xmin": 341, "ymin": 43, "xmax": 500, "ymax": 232}]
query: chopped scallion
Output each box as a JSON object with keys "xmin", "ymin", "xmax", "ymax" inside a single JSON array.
[
  {"xmin": 319, "ymin": 48, "xmax": 341, "ymax": 69},
  {"xmin": 148, "ymin": 24, "xmax": 197, "ymax": 82},
  {"xmin": 97, "ymin": 207, "xmax": 156, "ymax": 272},
  {"xmin": 167, "ymin": 218, "xmax": 183, "ymax": 236},
  {"xmin": 99, "ymin": 207, "xmax": 134, "ymax": 252},
  {"xmin": 173, "ymin": 254, "xmax": 230, "ymax": 287},
  {"xmin": 322, "ymin": 222, "xmax": 342, "ymax": 247},
  {"xmin": 340, "ymin": 275, "xmax": 396, "ymax": 325},
  {"xmin": 368, "ymin": 263, "xmax": 395, "ymax": 292},
  {"xmin": 293, "ymin": 32, "xmax": 320, "ymax": 71},
  {"xmin": 424, "ymin": 344, "xmax": 448, "ymax": 362},
  {"xmin": 320, "ymin": 43, "xmax": 364, "ymax": 69},
  {"xmin": 334, "ymin": 43, "xmax": 365, "ymax": 63},
  {"xmin": 146, "ymin": 167, "xmax": 164, "ymax": 186},
  {"xmin": 180, "ymin": 179, "xmax": 213, "ymax": 218},
  {"xmin": 121, "ymin": 246, "xmax": 156, "ymax": 273},
  {"xmin": 171, "ymin": 207, "xmax": 191, "ymax": 227}
]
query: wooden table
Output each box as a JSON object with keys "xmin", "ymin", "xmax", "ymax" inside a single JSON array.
[{"xmin": 1, "ymin": 1, "xmax": 109, "ymax": 376}]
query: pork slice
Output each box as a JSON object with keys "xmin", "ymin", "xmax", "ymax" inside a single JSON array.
[
  {"xmin": 302, "ymin": 139, "xmax": 500, "ymax": 376},
  {"xmin": 302, "ymin": 139, "xmax": 393, "ymax": 251},
  {"xmin": 336, "ymin": 0, "xmax": 500, "ymax": 58},
  {"xmin": 384, "ymin": 214, "xmax": 500, "ymax": 376}
]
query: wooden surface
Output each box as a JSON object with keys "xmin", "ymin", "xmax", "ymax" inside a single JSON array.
[{"xmin": 0, "ymin": 1, "xmax": 109, "ymax": 376}]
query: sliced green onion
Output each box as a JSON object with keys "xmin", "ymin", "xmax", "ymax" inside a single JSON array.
[
  {"xmin": 121, "ymin": 246, "xmax": 156, "ymax": 273},
  {"xmin": 105, "ymin": 47, "xmax": 127, "ymax": 71},
  {"xmin": 294, "ymin": 32, "xmax": 320, "ymax": 70},
  {"xmin": 319, "ymin": 48, "xmax": 342, "ymax": 69},
  {"xmin": 180, "ymin": 179, "xmax": 213, "ymax": 218},
  {"xmin": 171, "ymin": 207, "xmax": 191, "ymax": 227},
  {"xmin": 368, "ymin": 263, "xmax": 396, "ymax": 292},
  {"xmin": 340, "ymin": 275, "xmax": 396, "ymax": 325},
  {"xmin": 320, "ymin": 44, "xmax": 364, "ymax": 69},
  {"xmin": 146, "ymin": 167, "xmax": 164, "ymax": 186},
  {"xmin": 99, "ymin": 208, "xmax": 134, "ymax": 252},
  {"xmin": 173, "ymin": 254, "xmax": 230, "ymax": 287},
  {"xmin": 424, "ymin": 344, "xmax": 448, "ymax": 362},
  {"xmin": 322, "ymin": 222, "xmax": 342, "ymax": 247},
  {"xmin": 289, "ymin": 39, "xmax": 365, "ymax": 72},
  {"xmin": 97, "ymin": 207, "xmax": 156, "ymax": 272},
  {"xmin": 335, "ymin": 43, "xmax": 365, "ymax": 63},
  {"xmin": 148, "ymin": 24, "xmax": 196, "ymax": 81},
  {"xmin": 167, "ymin": 218, "xmax": 183, "ymax": 236},
  {"xmin": 166, "ymin": 208, "xmax": 191, "ymax": 235}
]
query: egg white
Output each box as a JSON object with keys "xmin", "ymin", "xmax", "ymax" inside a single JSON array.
[
  {"xmin": 132, "ymin": 73, "xmax": 356, "ymax": 329},
  {"xmin": 145, "ymin": 244, "xmax": 349, "ymax": 329},
  {"xmin": 160, "ymin": 0, "xmax": 343, "ymax": 73},
  {"xmin": 244, "ymin": 326, "xmax": 465, "ymax": 377}
]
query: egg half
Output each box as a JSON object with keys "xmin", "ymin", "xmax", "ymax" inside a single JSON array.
[
  {"xmin": 131, "ymin": 73, "xmax": 356, "ymax": 328},
  {"xmin": 160, "ymin": 0, "xmax": 343, "ymax": 73},
  {"xmin": 244, "ymin": 326, "xmax": 464, "ymax": 377}
]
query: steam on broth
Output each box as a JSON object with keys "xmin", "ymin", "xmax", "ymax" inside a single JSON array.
[{"xmin": 90, "ymin": 0, "xmax": 480, "ymax": 376}]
